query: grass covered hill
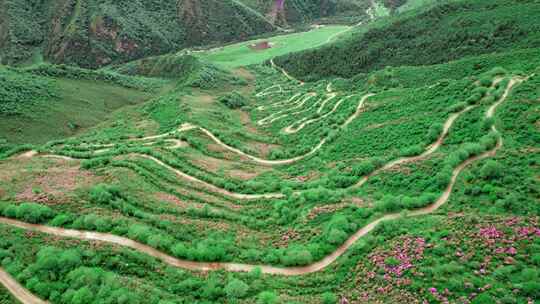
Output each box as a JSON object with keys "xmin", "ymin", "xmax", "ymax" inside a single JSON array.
[
  {"xmin": 0, "ymin": 0, "xmax": 539, "ymax": 303},
  {"xmin": 274, "ymin": 0, "xmax": 540, "ymax": 80},
  {"xmin": 0, "ymin": 63, "xmax": 166, "ymax": 145}
]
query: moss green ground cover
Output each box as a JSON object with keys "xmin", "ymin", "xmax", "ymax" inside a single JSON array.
[{"xmin": 196, "ymin": 25, "xmax": 350, "ymax": 68}]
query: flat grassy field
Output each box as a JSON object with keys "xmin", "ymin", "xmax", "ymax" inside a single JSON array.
[{"xmin": 196, "ymin": 25, "xmax": 350, "ymax": 68}]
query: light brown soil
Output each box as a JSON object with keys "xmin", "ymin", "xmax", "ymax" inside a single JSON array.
[
  {"xmin": 5, "ymin": 160, "xmax": 99, "ymax": 205},
  {"xmin": 228, "ymin": 169, "xmax": 262, "ymax": 181},
  {"xmin": 305, "ymin": 198, "xmax": 366, "ymax": 221},
  {"xmin": 238, "ymin": 110, "xmax": 261, "ymax": 135},
  {"xmin": 155, "ymin": 192, "xmax": 190, "ymax": 208},
  {"xmin": 233, "ymin": 68, "xmax": 255, "ymax": 82}
]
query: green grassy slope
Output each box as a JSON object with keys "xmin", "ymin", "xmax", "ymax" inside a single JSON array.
[
  {"xmin": 197, "ymin": 25, "xmax": 350, "ymax": 68},
  {"xmin": 0, "ymin": 0, "xmax": 538, "ymax": 303},
  {"xmin": 275, "ymin": 0, "xmax": 540, "ymax": 80},
  {"xmin": 0, "ymin": 65, "xmax": 165, "ymax": 144}
]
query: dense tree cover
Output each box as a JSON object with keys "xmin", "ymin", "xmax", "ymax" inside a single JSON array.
[
  {"xmin": 275, "ymin": 0, "xmax": 540, "ymax": 80},
  {"xmin": 0, "ymin": 68, "xmax": 57, "ymax": 115},
  {"xmin": 0, "ymin": 203, "xmax": 54, "ymax": 224}
]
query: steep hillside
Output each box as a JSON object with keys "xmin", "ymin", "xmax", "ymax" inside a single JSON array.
[
  {"xmin": 177, "ymin": 0, "xmax": 274, "ymax": 45},
  {"xmin": 275, "ymin": 0, "xmax": 540, "ymax": 80},
  {"xmin": 0, "ymin": 64, "xmax": 166, "ymax": 144},
  {"xmin": 0, "ymin": 0, "xmax": 413, "ymax": 69},
  {"xmin": 0, "ymin": 0, "xmax": 276, "ymax": 68}
]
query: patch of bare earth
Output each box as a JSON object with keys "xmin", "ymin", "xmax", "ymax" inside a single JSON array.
[
  {"xmin": 15, "ymin": 164, "xmax": 100, "ymax": 205},
  {"xmin": 233, "ymin": 68, "xmax": 255, "ymax": 82},
  {"xmin": 189, "ymin": 154, "xmax": 269, "ymax": 183},
  {"xmin": 155, "ymin": 192, "xmax": 190, "ymax": 208},
  {"xmin": 238, "ymin": 110, "xmax": 262, "ymax": 135},
  {"xmin": 306, "ymin": 198, "xmax": 368, "ymax": 222},
  {"xmin": 205, "ymin": 143, "xmax": 241, "ymax": 160},
  {"xmin": 295, "ymin": 171, "xmax": 322, "ymax": 183},
  {"xmin": 228, "ymin": 169, "xmax": 262, "ymax": 181},
  {"xmin": 244, "ymin": 141, "xmax": 280, "ymax": 158},
  {"xmin": 196, "ymin": 94, "xmax": 215, "ymax": 105}
]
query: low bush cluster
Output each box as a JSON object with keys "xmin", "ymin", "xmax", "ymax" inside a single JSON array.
[
  {"xmin": 219, "ymin": 91, "xmax": 247, "ymax": 109},
  {"xmin": 0, "ymin": 202, "xmax": 55, "ymax": 224}
]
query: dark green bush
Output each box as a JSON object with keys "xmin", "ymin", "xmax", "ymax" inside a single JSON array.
[{"xmin": 219, "ymin": 91, "xmax": 248, "ymax": 109}]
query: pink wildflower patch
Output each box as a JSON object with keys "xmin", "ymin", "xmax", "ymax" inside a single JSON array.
[
  {"xmin": 370, "ymin": 237, "xmax": 427, "ymax": 278},
  {"xmin": 479, "ymin": 226, "xmax": 504, "ymax": 239}
]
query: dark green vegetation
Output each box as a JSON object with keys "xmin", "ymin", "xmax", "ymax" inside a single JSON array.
[
  {"xmin": 0, "ymin": 64, "xmax": 164, "ymax": 144},
  {"xmin": 0, "ymin": 0, "xmax": 539, "ymax": 303},
  {"xmin": 0, "ymin": 0, "xmax": 271, "ymax": 68},
  {"xmin": 0, "ymin": 0, "xmax": 398, "ymax": 68},
  {"xmin": 275, "ymin": 0, "xmax": 540, "ymax": 80}
]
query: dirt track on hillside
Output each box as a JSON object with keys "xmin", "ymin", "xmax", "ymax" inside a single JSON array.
[
  {"xmin": 0, "ymin": 268, "xmax": 48, "ymax": 304},
  {"xmin": 0, "ymin": 79, "xmax": 522, "ymax": 279}
]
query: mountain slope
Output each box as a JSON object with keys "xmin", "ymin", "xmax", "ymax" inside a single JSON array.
[
  {"xmin": 0, "ymin": 0, "xmax": 277, "ymax": 68},
  {"xmin": 0, "ymin": 0, "xmax": 412, "ymax": 69},
  {"xmin": 275, "ymin": 0, "xmax": 540, "ymax": 80}
]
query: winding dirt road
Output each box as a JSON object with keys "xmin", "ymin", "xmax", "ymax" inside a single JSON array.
[
  {"xmin": 0, "ymin": 77, "xmax": 524, "ymax": 303},
  {"xmin": 0, "ymin": 134, "xmax": 503, "ymax": 276},
  {"xmin": 0, "ymin": 268, "xmax": 48, "ymax": 304},
  {"xmin": 257, "ymin": 93, "xmax": 318, "ymax": 126},
  {"xmin": 137, "ymin": 154, "xmax": 285, "ymax": 200},
  {"xmin": 354, "ymin": 105, "xmax": 476, "ymax": 187},
  {"xmin": 270, "ymin": 59, "xmax": 305, "ymax": 85},
  {"xmin": 283, "ymin": 94, "xmax": 353, "ymax": 134}
]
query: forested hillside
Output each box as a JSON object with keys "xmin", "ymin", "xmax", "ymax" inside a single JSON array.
[
  {"xmin": 275, "ymin": 0, "xmax": 540, "ymax": 80},
  {"xmin": 0, "ymin": 0, "xmax": 398, "ymax": 68},
  {"xmin": 0, "ymin": 0, "xmax": 418, "ymax": 68},
  {"xmin": 0, "ymin": 0, "xmax": 276, "ymax": 68}
]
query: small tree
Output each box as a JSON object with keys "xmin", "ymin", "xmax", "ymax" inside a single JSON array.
[
  {"xmin": 480, "ymin": 160, "xmax": 503, "ymax": 180},
  {"xmin": 321, "ymin": 292, "xmax": 337, "ymax": 304},
  {"xmin": 219, "ymin": 91, "xmax": 247, "ymax": 109},
  {"xmin": 257, "ymin": 291, "xmax": 279, "ymax": 304},
  {"xmin": 225, "ymin": 279, "xmax": 249, "ymax": 299}
]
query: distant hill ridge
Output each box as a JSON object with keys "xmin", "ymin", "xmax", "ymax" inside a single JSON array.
[{"xmin": 0, "ymin": 0, "xmax": 398, "ymax": 68}]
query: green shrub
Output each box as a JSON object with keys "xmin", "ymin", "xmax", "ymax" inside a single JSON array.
[
  {"xmin": 257, "ymin": 291, "xmax": 279, "ymax": 304},
  {"xmin": 321, "ymin": 292, "xmax": 337, "ymax": 304},
  {"xmin": 219, "ymin": 91, "xmax": 247, "ymax": 109},
  {"xmin": 449, "ymin": 102, "xmax": 467, "ymax": 113},
  {"xmin": 225, "ymin": 279, "xmax": 249, "ymax": 299},
  {"xmin": 89, "ymin": 184, "xmax": 121, "ymax": 205},
  {"xmin": 1, "ymin": 203, "xmax": 55, "ymax": 224},
  {"xmin": 480, "ymin": 160, "xmax": 503, "ymax": 180},
  {"xmin": 478, "ymin": 77, "xmax": 493, "ymax": 87}
]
